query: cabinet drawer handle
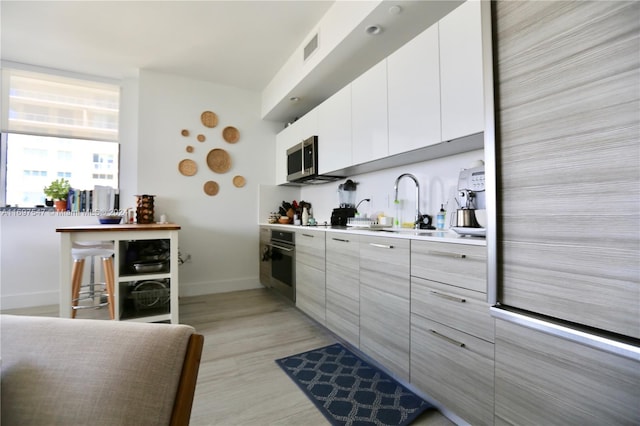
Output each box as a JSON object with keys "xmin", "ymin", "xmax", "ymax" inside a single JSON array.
[
  {"xmin": 332, "ymin": 238, "xmax": 350, "ymax": 243},
  {"xmin": 369, "ymin": 243, "xmax": 394, "ymax": 249},
  {"xmin": 426, "ymin": 250, "xmax": 466, "ymax": 259},
  {"xmin": 430, "ymin": 329, "xmax": 465, "ymax": 347},
  {"xmin": 302, "ymin": 234, "xmax": 315, "ymax": 238},
  {"xmin": 430, "ymin": 290, "xmax": 466, "ymax": 303}
]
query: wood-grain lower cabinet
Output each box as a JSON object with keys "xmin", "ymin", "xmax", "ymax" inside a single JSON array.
[
  {"xmin": 494, "ymin": 319, "xmax": 640, "ymax": 425},
  {"xmin": 325, "ymin": 232, "xmax": 360, "ymax": 348},
  {"xmin": 359, "ymin": 235, "xmax": 410, "ymax": 381},
  {"xmin": 410, "ymin": 240, "xmax": 493, "ymax": 425},
  {"xmin": 411, "ymin": 316, "xmax": 494, "ymax": 426},
  {"xmin": 295, "ymin": 229, "xmax": 326, "ymax": 325}
]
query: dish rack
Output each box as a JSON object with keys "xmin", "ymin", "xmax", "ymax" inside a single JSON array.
[
  {"xmin": 130, "ymin": 280, "xmax": 170, "ymax": 310},
  {"xmin": 346, "ymin": 217, "xmax": 387, "ymax": 230}
]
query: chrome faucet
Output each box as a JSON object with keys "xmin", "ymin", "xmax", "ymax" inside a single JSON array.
[{"xmin": 394, "ymin": 173, "xmax": 421, "ymax": 229}]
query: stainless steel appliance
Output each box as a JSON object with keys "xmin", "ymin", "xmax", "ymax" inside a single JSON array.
[
  {"xmin": 286, "ymin": 136, "xmax": 343, "ymax": 184},
  {"xmin": 453, "ymin": 165, "xmax": 486, "ymax": 235},
  {"xmin": 331, "ymin": 179, "xmax": 358, "ymax": 226},
  {"xmin": 260, "ymin": 229, "xmax": 295, "ymax": 301}
]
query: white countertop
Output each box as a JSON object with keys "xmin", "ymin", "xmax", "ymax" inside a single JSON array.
[{"xmin": 260, "ymin": 223, "xmax": 486, "ymax": 246}]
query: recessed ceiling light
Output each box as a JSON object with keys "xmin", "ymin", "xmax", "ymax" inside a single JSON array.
[
  {"xmin": 289, "ymin": 97, "xmax": 300, "ymax": 102},
  {"xmin": 388, "ymin": 5, "xmax": 402, "ymax": 15},
  {"xmin": 365, "ymin": 25, "xmax": 382, "ymax": 35}
]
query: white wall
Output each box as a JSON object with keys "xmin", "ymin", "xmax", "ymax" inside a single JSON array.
[
  {"xmin": 0, "ymin": 214, "xmax": 96, "ymax": 309},
  {"xmin": 0, "ymin": 70, "xmax": 280, "ymax": 309},
  {"xmin": 136, "ymin": 70, "xmax": 280, "ymax": 297},
  {"xmin": 298, "ymin": 149, "xmax": 485, "ymax": 227}
]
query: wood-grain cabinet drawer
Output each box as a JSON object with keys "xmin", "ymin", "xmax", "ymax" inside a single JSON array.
[
  {"xmin": 296, "ymin": 230, "xmax": 325, "ymax": 270},
  {"xmin": 326, "ymin": 232, "xmax": 360, "ymax": 348},
  {"xmin": 411, "ymin": 240, "xmax": 486, "ymax": 292},
  {"xmin": 411, "ymin": 314, "xmax": 494, "ymax": 426},
  {"xmin": 411, "ymin": 276, "xmax": 494, "ymax": 342}
]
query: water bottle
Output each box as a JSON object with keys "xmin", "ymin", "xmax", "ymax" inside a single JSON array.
[{"xmin": 436, "ymin": 204, "xmax": 446, "ymax": 230}]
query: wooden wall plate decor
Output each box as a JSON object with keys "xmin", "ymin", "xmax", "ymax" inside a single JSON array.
[
  {"xmin": 203, "ymin": 180, "xmax": 219, "ymax": 196},
  {"xmin": 201, "ymin": 111, "xmax": 218, "ymax": 128},
  {"xmin": 181, "ymin": 129, "xmax": 190, "ymax": 137},
  {"xmin": 197, "ymin": 134, "xmax": 206, "ymax": 142},
  {"xmin": 186, "ymin": 145, "xmax": 194, "ymax": 153},
  {"xmin": 232, "ymin": 175, "xmax": 246, "ymax": 188},
  {"xmin": 206, "ymin": 148, "xmax": 231, "ymax": 173},
  {"xmin": 178, "ymin": 159, "xmax": 197, "ymax": 176},
  {"xmin": 223, "ymin": 126, "xmax": 240, "ymax": 143}
]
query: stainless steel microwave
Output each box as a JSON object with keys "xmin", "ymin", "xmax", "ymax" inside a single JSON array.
[{"xmin": 286, "ymin": 136, "xmax": 343, "ymax": 184}]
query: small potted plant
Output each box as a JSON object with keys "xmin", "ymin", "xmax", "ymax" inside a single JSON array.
[{"xmin": 44, "ymin": 178, "xmax": 71, "ymax": 211}]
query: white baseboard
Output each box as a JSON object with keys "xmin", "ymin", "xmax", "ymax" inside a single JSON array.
[
  {"xmin": 1, "ymin": 277, "xmax": 262, "ymax": 310},
  {"xmin": 178, "ymin": 276, "xmax": 262, "ymax": 298},
  {"xmin": 1, "ymin": 290, "xmax": 59, "ymax": 311}
]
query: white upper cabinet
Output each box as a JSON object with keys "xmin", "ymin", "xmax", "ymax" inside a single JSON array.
[
  {"xmin": 318, "ymin": 84, "xmax": 352, "ymax": 174},
  {"xmin": 295, "ymin": 108, "xmax": 318, "ymax": 141},
  {"xmin": 274, "ymin": 109, "xmax": 318, "ymax": 185},
  {"xmin": 275, "ymin": 125, "xmax": 296, "ymax": 185},
  {"xmin": 439, "ymin": 0, "xmax": 485, "ymax": 141},
  {"xmin": 388, "ymin": 23, "xmax": 441, "ymax": 154},
  {"xmin": 351, "ymin": 59, "xmax": 388, "ymax": 165}
]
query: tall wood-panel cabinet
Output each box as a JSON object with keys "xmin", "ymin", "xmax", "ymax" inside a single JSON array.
[
  {"xmin": 495, "ymin": 0, "xmax": 639, "ymax": 340},
  {"xmin": 493, "ymin": 1, "xmax": 640, "ymax": 423}
]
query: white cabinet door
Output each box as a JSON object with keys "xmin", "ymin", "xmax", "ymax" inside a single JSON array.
[
  {"xmin": 388, "ymin": 24, "xmax": 441, "ymax": 154},
  {"xmin": 295, "ymin": 108, "xmax": 318, "ymax": 142},
  {"xmin": 275, "ymin": 125, "xmax": 296, "ymax": 185},
  {"xmin": 351, "ymin": 60, "xmax": 388, "ymax": 165},
  {"xmin": 318, "ymin": 85, "xmax": 352, "ymax": 174},
  {"xmin": 439, "ymin": 0, "xmax": 484, "ymax": 141},
  {"xmin": 274, "ymin": 109, "xmax": 319, "ymax": 185}
]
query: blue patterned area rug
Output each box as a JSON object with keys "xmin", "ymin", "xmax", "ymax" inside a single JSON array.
[{"xmin": 275, "ymin": 343, "xmax": 433, "ymax": 426}]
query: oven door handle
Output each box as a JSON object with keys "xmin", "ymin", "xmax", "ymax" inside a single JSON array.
[{"xmin": 266, "ymin": 242, "xmax": 295, "ymax": 252}]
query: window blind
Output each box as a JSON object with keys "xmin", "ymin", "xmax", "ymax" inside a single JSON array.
[{"xmin": 1, "ymin": 69, "xmax": 120, "ymax": 141}]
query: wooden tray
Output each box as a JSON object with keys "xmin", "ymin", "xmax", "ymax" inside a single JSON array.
[
  {"xmin": 201, "ymin": 111, "xmax": 218, "ymax": 128},
  {"xmin": 178, "ymin": 159, "xmax": 197, "ymax": 176},
  {"xmin": 223, "ymin": 126, "xmax": 240, "ymax": 143},
  {"xmin": 207, "ymin": 148, "xmax": 231, "ymax": 173},
  {"xmin": 203, "ymin": 180, "xmax": 219, "ymax": 196},
  {"xmin": 233, "ymin": 175, "xmax": 246, "ymax": 188}
]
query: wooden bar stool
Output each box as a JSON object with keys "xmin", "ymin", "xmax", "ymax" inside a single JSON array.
[{"xmin": 70, "ymin": 242, "xmax": 115, "ymax": 320}]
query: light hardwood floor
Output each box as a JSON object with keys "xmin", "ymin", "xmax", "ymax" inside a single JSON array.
[{"xmin": 2, "ymin": 288, "xmax": 455, "ymax": 426}]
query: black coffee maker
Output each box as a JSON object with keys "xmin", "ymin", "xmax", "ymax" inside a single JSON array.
[{"xmin": 331, "ymin": 179, "xmax": 357, "ymax": 226}]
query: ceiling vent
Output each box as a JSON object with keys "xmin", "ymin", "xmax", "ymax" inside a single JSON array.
[{"xmin": 303, "ymin": 33, "xmax": 319, "ymax": 61}]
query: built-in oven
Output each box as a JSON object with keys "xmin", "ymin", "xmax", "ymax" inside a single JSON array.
[{"xmin": 260, "ymin": 229, "xmax": 295, "ymax": 302}]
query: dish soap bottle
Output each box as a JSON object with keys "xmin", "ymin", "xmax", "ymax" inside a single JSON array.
[
  {"xmin": 302, "ymin": 206, "xmax": 309, "ymax": 226},
  {"xmin": 436, "ymin": 204, "xmax": 446, "ymax": 230}
]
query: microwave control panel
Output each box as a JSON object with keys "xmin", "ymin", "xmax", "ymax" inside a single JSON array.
[{"xmin": 458, "ymin": 166, "xmax": 485, "ymax": 192}]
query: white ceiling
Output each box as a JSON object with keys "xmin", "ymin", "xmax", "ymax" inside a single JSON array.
[
  {"xmin": 0, "ymin": 0, "xmax": 334, "ymax": 91},
  {"xmin": 1, "ymin": 0, "xmax": 463, "ymax": 122}
]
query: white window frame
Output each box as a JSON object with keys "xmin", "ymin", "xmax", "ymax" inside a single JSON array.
[{"xmin": 0, "ymin": 63, "xmax": 121, "ymax": 208}]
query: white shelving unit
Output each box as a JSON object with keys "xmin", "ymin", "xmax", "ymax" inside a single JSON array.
[{"xmin": 57, "ymin": 223, "xmax": 180, "ymax": 323}]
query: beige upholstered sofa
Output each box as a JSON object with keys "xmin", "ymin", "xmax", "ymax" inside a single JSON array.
[{"xmin": 1, "ymin": 314, "xmax": 203, "ymax": 426}]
